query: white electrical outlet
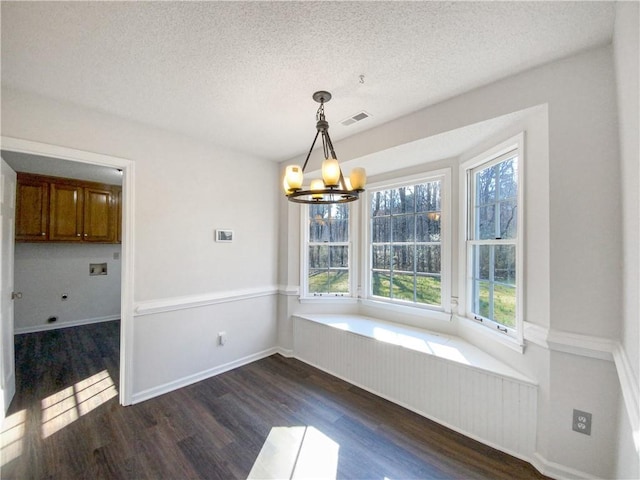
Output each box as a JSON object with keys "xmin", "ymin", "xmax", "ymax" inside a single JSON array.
[
  {"xmin": 218, "ymin": 331, "xmax": 226, "ymax": 346},
  {"xmin": 572, "ymin": 409, "xmax": 592, "ymax": 435}
]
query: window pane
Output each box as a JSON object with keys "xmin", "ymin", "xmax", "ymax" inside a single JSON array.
[
  {"xmin": 372, "ymin": 271, "xmax": 391, "ymax": 298},
  {"xmin": 329, "ymin": 246, "xmax": 349, "ymax": 268},
  {"xmin": 475, "ymin": 164, "xmax": 496, "ymax": 205},
  {"xmin": 499, "ymin": 200, "xmax": 517, "ymax": 239},
  {"xmin": 416, "ymin": 181, "xmax": 441, "ymax": 212},
  {"xmin": 476, "ymin": 205, "xmax": 496, "ymax": 240},
  {"xmin": 372, "ymin": 217, "xmax": 391, "ymax": 243},
  {"xmin": 416, "ymin": 275, "xmax": 441, "ymax": 305},
  {"xmin": 308, "ymin": 270, "xmax": 328, "ymax": 293},
  {"xmin": 371, "ymin": 190, "xmax": 391, "ymax": 216},
  {"xmin": 494, "ymin": 284, "xmax": 516, "ymax": 328},
  {"xmin": 308, "ymin": 270, "xmax": 349, "ymax": 294},
  {"xmin": 416, "ymin": 245, "xmax": 440, "ymax": 274},
  {"xmin": 391, "ymin": 186, "xmax": 415, "ymax": 214},
  {"xmin": 309, "ymin": 204, "xmax": 349, "ymax": 242},
  {"xmin": 308, "ymin": 245, "xmax": 328, "ymax": 269},
  {"xmin": 494, "ymin": 245, "xmax": 516, "ymax": 286},
  {"xmin": 392, "ymin": 245, "xmax": 414, "ymax": 272},
  {"xmin": 392, "ymin": 273, "xmax": 415, "ymax": 301},
  {"xmin": 416, "ymin": 214, "xmax": 440, "ymax": 242},
  {"xmin": 329, "ymin": 218, "xmax": 349, "ymax": 242},
  {"xmin": 474, "ymin": 280, "xmax": 491, "ymax": 318},
  {"xmin": 309, "ymin": 209, "xmax": 328, "ymax": 242},
  {"xmin": 392, "ymin": 215, "xmax": 414, "ymax": 242},
  {"xmin": 472, "ymin": 244, "xmax": 491, "ymax": 280},
  {"xmin": 326, "ymin": 270, "xmax": 349, "ymax": 293},
  {"xmin": 498, "ymin": 157, "xmax": 517, "ymax": 200},
  {"xmin": 372, "ymin": 245, "xmax": 390, "ymax": 270}
]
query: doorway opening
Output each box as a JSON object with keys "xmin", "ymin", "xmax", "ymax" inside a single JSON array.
[{"xmin": 0, "ymin": 137, "xmax": 133, "ymax": 415}]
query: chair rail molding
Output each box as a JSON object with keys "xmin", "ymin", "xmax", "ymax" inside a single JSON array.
[{"xmin": 134, "ymin": 285, "xmax": 279, "ymax": 316}]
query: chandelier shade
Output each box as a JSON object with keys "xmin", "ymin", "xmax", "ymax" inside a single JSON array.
[{"xmin": 283, "ymin": 91, "xmax": 366, "ymax": 204}]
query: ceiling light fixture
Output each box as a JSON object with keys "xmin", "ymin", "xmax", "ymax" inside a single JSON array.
[{"xmin": 283, "ymin": 91, "xmax": 366, "ymax": 204}]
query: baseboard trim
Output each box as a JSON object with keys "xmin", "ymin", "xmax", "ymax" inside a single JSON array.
[
  {"xmin": 134, "ymin": 286, "xmax": 278, "ymax": 316},
  {"xmin": 130, "ymin": 347, "xmax": 279, "ymax": 404},
  {"xmin": 276, "ymin": 347, "xmax": 294, "ymax": 358},
  {"xmin": 14, "ymin": 315, "xmax": 120, "ymax": 334},
  {"xmin": 531, "ymin": 452, "xmax": 599, "ymax": 480}
]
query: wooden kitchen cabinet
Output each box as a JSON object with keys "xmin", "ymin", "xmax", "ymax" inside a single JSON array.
[
  {"xmin": 16, "ymin": 173, "xmax": 121, "ymax": 244},
  {"xmin": 83, "ymin": 186, "xmax": 118, "ymax": 243},
  {"xmin": 15, "ymin": 175, "xmax": 49, "ymax": 241},
  {"xmin": 49, "ymin": 182, "xmax": 84, "ymax": 241}
]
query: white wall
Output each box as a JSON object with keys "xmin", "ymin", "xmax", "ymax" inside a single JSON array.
[
  {"xmin": 613, "ymin": 1, "xmax": 640, "ymax": 477},
  {"xmin": 1, "ymin": 87, "xmax": 280, "ymax": 400},
  {"xmin": 14, "ymin": 243, "xmax": 121, "ymax": 332},
  {"xmin": 279, "ymin": 44, "xmax": 627, "ymax": 478}
]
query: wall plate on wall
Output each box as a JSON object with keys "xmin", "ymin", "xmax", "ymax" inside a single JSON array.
[
  {"xmin": 215, "ymin": 229, "xmax": 233, "ymax": 243},
  {"xmin": 90, "ymin": 263, "xmax": 108, "ymax": 275}
]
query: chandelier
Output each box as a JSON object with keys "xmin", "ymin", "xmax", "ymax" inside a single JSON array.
[{"xmin": 283, "ymin": 91, "xmax": 366, "ymax": 204}]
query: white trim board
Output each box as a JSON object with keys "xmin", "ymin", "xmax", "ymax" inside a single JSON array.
[
  {"xmin": 134, "ymin": 286, "xmax": 279, "ymax": 316},
  {"xmin": 14, "ymin": 315, "xmax": 120, "ymax": 335},
  {"xmin": 130, "ymin": 347, "xmax": 279, "ymax": 404}
]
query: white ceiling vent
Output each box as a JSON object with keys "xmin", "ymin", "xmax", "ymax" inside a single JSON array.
[{"xmin": 341, "ymin": 111, "xmax": 371, "ymax": 126}]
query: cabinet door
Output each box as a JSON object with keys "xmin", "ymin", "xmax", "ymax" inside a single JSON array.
[
  {"xmin": 16, "ymin": 177, "xmax": 49, "ymax": 241},
  {"xmin": 83, "ymin": 187, "xmax": 116, "ymax": 242},
  {"xmin": 50, "ymin": 183, "xmax": 84, "ymax": 242}
]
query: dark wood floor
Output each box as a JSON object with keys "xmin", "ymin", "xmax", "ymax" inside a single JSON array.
[{"xmin": 2, "ymin": 321, "xmax": 548, "ymax": 479}]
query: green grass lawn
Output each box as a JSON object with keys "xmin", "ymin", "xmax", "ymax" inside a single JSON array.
[
  {"xmin": 310, "ymin": 271, "xmax": 515, "ymax": 328},
  {"xmin": 308, "ymin": 270, "xmax": 349, "ymax": 293},
  {"xmin": 372, "ymin": 272, "xmax": 441, "ymax": 306},
  {"xmin": 477, "ymin": 282, "xmax": 516, "ymax": 327}
]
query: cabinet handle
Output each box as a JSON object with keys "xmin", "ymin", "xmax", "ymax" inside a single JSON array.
[
  {"xmin": 84, "ymin": 233, "xmax": 88, "ymax": 237},
  {"xmin": 77, "ymin": 233, "xmax": 81, "ymax": 237},
  {"xmin": 41, "ymin": 232, "xmax": 46, "ymax": 236}
]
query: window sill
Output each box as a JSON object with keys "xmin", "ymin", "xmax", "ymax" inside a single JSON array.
[
  {"xmin": 299, "ymin": 296, "xmax": 358, "ymax": 304},
  {"xmin": 360, "ymin": 298, "xmax": 452, "ymax": 322},
  {"xmin": 456, "ymin": 315, "xmax": 524, "ymax": 354}
]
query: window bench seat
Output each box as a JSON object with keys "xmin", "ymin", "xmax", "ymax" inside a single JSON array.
[
  {"xmin": 291, "ymin": 313, "xmax": 537, "ymax": 460},
  {"xmin": 292, "ymin": 313, "xmax": 534, "ymax": 385}
]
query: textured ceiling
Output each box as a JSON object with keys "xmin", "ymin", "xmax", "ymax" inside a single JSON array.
[{"xmin": 1, "ymin": 1, "xmax": 615, "ymax": 163}]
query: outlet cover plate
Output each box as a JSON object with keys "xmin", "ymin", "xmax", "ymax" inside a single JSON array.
[{"xmin": 572, "ymin": 409, "xmax": 592, "ymax": 435}]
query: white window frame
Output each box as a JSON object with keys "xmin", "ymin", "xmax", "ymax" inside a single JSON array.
[
  {"xmin": 362, "ymin": 169, "xmax": 451, "ymax": 319},
  {"xmin": 459, "ymin": 133, "xmax": 525, "ymax": 348},
  {"xmin": 300, "ymin": 202, "xmax": 358, "ymax": 301}
]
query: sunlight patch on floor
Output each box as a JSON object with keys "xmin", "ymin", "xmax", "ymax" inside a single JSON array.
[
  {"xmin": 41, "ymin": 369, "xmax": 117, "ymax": 439},
  {"xmin": 248, "ymin": 426, "xmax": 340, "ymax": 480},
  {"xmin": 1, "ymin": 409, "xmax": 26, "ymax": 467}
]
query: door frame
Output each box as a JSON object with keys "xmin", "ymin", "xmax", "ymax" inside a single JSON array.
[{"xmin": 1, "ymin": 136, "xmax": 135, "ymax": 405}]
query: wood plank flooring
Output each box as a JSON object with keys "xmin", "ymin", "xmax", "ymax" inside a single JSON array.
[{"xmin": 2, "ymin": 321, "xmax": 549, "ymax": 479}]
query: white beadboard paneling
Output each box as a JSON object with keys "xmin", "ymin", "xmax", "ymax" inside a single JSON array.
[{"xmin": 293, "ymin": 316, "xmax": 537, "ymax": 460}]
